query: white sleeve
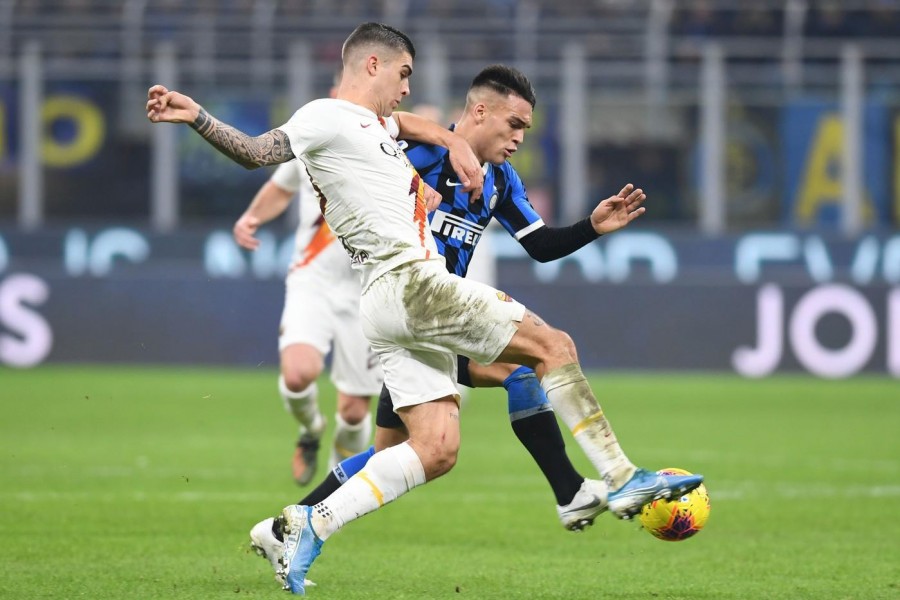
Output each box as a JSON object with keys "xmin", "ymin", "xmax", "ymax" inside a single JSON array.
[
  {"xmin": 277, "ymin": 100, "xmax": 334, "ymax": 159},
  {"xmin": 269, "ymin": 161, "xmax": 302, "ymax": 193}
]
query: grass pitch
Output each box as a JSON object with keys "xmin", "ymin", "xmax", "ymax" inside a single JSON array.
[{"xmin": 1, "ymin": 366, "xmax": 897, "ymax": 599}]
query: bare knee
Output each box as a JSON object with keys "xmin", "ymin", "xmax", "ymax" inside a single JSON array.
[
  {"xmin": 400, "ymin": 398, "xmax": 461, "ymax": 480},
  {"xmin": 553, "ymin": 329, "xmax": 578, "ymax": 363},
  {"xmin": 535, "ymin": 327, "xmax": 578, "ymax": 370},
  {"xmin": 281, "ymin": 346, "xmax": 324, "ymax": 393},
  {"xmin": 337, "ymin": 393, "xmax": 371, "ymax": 424},
  {"xmin": 415, "ymin": 436, "xmax": 459, "ymax": 479},
  {"xmin": 281, "ymin": 367, "xmax": 320, "ymax": 393}
]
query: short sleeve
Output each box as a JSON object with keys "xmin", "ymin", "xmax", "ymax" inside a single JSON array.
[
  {"xmin": 494, "ymin": 164, "xmax": 545, "ymax": 240},
  {"xmin": 269, "ymin": 160, "xmax": 303, "ymax": 193},
  {"xmin": 276, "ymin": 99, "xmax": 335, "ymax": 159}
]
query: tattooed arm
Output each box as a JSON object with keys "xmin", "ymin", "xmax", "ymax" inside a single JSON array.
[
  {"xmin": 188, "ymin": 108, "xmax": 294, "ymax": 168},
  {"xmin": 146, "ymin": 84, "xmax": 294, "ymax": 168}
]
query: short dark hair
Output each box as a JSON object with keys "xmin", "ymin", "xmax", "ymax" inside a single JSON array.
[
  {"xmin": 342, "ymin": 22, "xmax": 416, "ymax": 62},
  {"xmin": 470, "ymin": 65, "xmax": 536, "ymax": 108}
]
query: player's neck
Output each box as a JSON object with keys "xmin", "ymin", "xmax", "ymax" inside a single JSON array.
[
  {"xmin": 335, "ymin": 84, "xmax": 381, "ymax": 118},
  {"xmin": 453, "ymin": 119, "xmax": 486, "ymax": 164}
]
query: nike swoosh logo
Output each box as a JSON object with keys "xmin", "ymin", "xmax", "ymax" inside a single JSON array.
[
  {"xmin": 446, "ymin": 179, "xmax": 463, "ymax": 187},
  {"xmin": 566, "ymin": 494, "xmax": 603, "ymax": 512},
  {"xmin": 360, "ymin": 123, "xmax": 371, "ymax": 128}
]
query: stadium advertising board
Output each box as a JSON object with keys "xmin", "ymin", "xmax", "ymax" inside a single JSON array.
[{"xmin": 0, "ymin": 227, "xmax": 897, "ymax": 377}]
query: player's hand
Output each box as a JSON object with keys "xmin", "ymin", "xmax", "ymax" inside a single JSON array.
[
  {"xmin": 446, "ymin": 134, "xmax": 484, "ymax": 201},
  {"xmin": 589, "ymin": 183, "xmax": 647, "ymax": 235},
  {"xmin": 423, "ymin": 182, "xmax": 442, "ymax": 212},
  {"xmin": 146, "ymin": 84, "xmax": 201, "ymax": 124},
  {"xmin": 233, "ymin": 213, "xmax": 262, "ymax": 250}
]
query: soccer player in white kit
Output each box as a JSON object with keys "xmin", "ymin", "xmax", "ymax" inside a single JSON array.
[
  {"xmin": 147, "ymin": 22, "xmax": 704, "ymax": 596},
  {"xmin": 234, "ymin": 159, "xmax": 383, "ymax": 485}
]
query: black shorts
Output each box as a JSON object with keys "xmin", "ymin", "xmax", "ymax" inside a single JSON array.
[{"xmin": 375, "ymin": 355, "xmax": 473, "ymax": 429}]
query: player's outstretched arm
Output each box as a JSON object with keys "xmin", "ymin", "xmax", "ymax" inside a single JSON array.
[
  {"xmin": 146, "ymin": 84, "xmax": 294, "ymax": 169},
  {"xmin": 516, "ymin": 183, "xmax": 647, "ymax": 263},
  {"xmin": 393, "ymin": 111, "xmax": 483, "ymax": 199},
  {"xmin": 589, "ymin": 183, "xmax": 646, "ymax": 235},
  {"xmin": 234, "ymin": 180, "xmax": 295, "ymax": 250}
]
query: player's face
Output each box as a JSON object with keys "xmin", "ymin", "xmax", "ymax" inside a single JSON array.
[
  {"xmin": 375, "ymin": 51, "xmax": 413, "ymax": 117},
  {"xmin": 480, "ymin": 94, "xmax": 532, "ymax": 165}
]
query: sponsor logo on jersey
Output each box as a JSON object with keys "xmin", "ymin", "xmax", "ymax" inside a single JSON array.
[
  {"xmin": 446, "ymin": 178, "xmax": 464, "ymax": 187},
  {"xmin": 339, "ymin": 236, "xmax": 369, "ymax": 265},
  {"xmin": 430, "ymin": 210, "xmax": 484, "ymax": 246},
  {"xmin": 380, "ymin": 141, "xmax": 403, "ymax": 158}
]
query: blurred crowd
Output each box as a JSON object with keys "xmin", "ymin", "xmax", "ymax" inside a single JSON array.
[
  {"xmin": 8, "ymin": 0, "xmax": 900, "ymax": 70},
  {"xmin": 10, "ymin": 0, "xmax": 900, "ymax": 37}
]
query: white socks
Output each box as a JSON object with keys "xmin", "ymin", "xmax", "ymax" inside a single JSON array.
[
  {"xmin": 310, "ymin": 441, "xmax": 425, "ymax": 540},
  {"xmin": 541, "ymin": 363, "xmax": 636, "ymax": 490},
  {"xmin": 330, "ymin": 412, "xmax": 372, "ymax": 469},
  {"xmin": 279, "ymin": 377, "xmax": 325, "ymax": 436}
]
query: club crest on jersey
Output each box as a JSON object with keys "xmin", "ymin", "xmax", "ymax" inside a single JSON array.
[
  {"xmin": 496, "ymin": 291, "xmax": 514, "ymax": 303},
  {"xmin": 430, "ymin": 210, "xmax": 484, "ymax": 246},
  {"xmin": 488, "ymin": 186, "xmax": 499, "ymax": 210}
]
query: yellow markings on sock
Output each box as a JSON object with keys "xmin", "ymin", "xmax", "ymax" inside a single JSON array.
[
  {"xmin": 571, "ymin": 410, "xmax": 605, "ymax": 437},
  {"xmin": 334, "ymin": 443, "xmax": 357, "ymax": 459},
  {"xmin": 358, "ymin": 471, "xmax": 385, "ymax": 507}
]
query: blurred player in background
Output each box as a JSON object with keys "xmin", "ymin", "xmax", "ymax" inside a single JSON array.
[
  {"xmin": 146, "ymin": 22, "xmax": 703, "ymax": 595},
  {"xmin": 235, "ymin": 161, "xmax": 381, "ymax": 485},
  {"xmin": 232, "ymin": 70, "xmax": 382, "ymax": 486}
]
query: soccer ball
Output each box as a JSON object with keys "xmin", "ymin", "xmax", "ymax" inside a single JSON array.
[{"xmin": 639, "ymin": 468, "xmax": 710, "ymax": 541}]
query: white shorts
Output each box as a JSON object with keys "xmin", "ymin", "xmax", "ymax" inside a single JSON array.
[
  {"xmin": 359, "ymin": 259, "xmax": 526, "ymax": 410},
  {"xmin": 279, "ymin": 268, "xmax": 383, "ymax": 396}
]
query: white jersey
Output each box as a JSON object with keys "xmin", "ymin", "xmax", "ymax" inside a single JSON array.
[
  {"xmin": 278, "ymin": 99, "xmax": 443, "ymax": 292},
  {"xmin": 269, "ymin": 160, "xmax": 352, "ymax": 280}
]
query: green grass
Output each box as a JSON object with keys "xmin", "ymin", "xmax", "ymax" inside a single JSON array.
[{"xmin": 1, "ymin": 367, "xmax": 898, "ymax": 599}]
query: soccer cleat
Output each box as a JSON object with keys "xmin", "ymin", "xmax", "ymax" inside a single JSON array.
[
  {"xmin": 250, "ymin": 517, "xmax": 284, "ymax": 576},
  {"xmin": 607, "ymin": 468, "xmax": 704, "ymax": 520},
  {"xmin": 292, "ymin": 433, "xmax": 321, "ymax": 486},
  {"xmin": 278, "ymin": 505, "xmax": 323, "ymax": 595},
  {"xmin": 557, "ymin": 478, "xmax": 608, "ymax": 531},
  {"xmin": 249, "ymin": 517, "xmax": 317, "ymax": 589}
]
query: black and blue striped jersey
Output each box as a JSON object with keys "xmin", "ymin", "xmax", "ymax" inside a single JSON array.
[{"xmin": 404, "ymin": 138, "xmax": 545, "ymax": 277}]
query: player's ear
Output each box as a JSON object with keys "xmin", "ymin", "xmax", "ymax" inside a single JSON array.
[
  {"xmin": 366, "ymin": 55, "xmax": 378, "ymax": 76},
  {"xmin": 474, "ymin": 102, "xmax": 487, "ymax": 123}
]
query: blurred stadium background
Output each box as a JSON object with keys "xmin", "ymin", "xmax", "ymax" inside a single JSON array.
[
  {"xmin": 1, "ymin": 0, "xmax": 899, "ymax": 374},
  {"xmin": 2, "ymin": 3, "xmax": 899, "ymax": 599}
]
